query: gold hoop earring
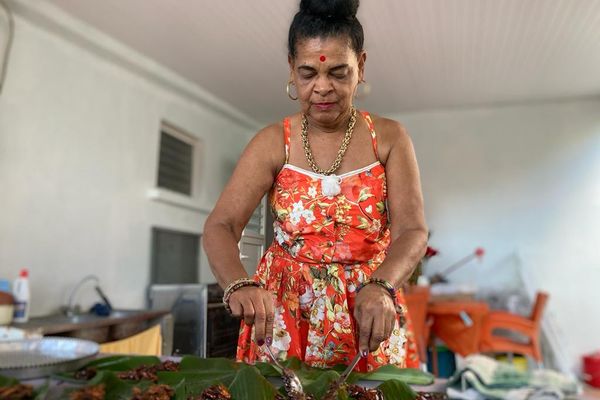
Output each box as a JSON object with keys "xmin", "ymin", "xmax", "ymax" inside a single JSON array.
[{"xmin": 286, "ymin": 81, "xmax": 298, "ymax": 101}]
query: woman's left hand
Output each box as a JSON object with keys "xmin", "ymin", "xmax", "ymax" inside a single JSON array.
[{"xmin": 353, "ymin": 283, "xmax": 397, "ymax": 355}]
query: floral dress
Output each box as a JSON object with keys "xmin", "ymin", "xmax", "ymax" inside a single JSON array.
[{"xmin": 236, "ymin": 111, "xmax": 419, "ymax": 371}]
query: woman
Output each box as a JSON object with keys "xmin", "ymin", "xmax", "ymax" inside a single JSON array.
[{"xmin": 203, "ymin": 0, "xmax": 427, "ymax": 371}]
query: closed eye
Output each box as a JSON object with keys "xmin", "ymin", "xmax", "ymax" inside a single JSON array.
[
  {"xmin": 299, "ymin": 72, "xmax": 316, "ymax": 79},
  {"xmin": 330, "ymin": 65, "xmax": 350, "ymax": 79}
]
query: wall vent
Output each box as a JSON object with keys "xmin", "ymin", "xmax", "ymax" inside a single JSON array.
[{"xmin": 157, "ymin": 125, "xmax": 194, "ymax": 196}]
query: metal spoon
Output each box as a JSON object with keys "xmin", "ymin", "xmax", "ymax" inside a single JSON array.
[
  {"xmin": 263, "ymin": 344, "xmax": 306, "ymax": 399},
  {"xmin": 322, "ymin": 352, "xmax": 363, "ymax": 400},
  {"xmin": 338, "ymin": 352, "xmax": 362, "ymax": 384}
]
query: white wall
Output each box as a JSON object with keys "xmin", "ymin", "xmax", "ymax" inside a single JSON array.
[
  {"xmin": 0, "ymin": 4, "xmax": 257, "ymax": 315},
  {"xmin": 393, "ymin": 98, "xmax": 600, "ymax": 372}
]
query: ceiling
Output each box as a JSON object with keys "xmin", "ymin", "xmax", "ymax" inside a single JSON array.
[{"xmin": 49, "ymin": 0, "xmax": 600, "ymax": 124}]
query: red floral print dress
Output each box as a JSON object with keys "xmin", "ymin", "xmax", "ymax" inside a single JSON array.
[{"xmin": 236, "ymin": 111, "xmax": 419, "ymax": 371}]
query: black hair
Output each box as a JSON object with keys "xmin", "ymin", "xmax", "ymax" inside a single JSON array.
[{"xmin": 288, "ymin": 0, "xmax": 364, "ymax": 58}]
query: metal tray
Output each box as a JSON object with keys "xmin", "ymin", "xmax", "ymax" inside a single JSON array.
[{"xmin": 0, "ymin": 337, "xmax": 99, "ymax": 379}]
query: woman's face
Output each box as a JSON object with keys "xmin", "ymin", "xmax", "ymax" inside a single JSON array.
[{"xmin": 289, "ymin": 36, "xmax": 366, "ymax": 127}]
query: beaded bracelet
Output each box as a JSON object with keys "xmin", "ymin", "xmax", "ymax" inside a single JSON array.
[
  {"xmin": 222, "ymin": 277, "xmax": 262, "ymax": 314},
  {"xmin": 356, "ymin": 278, "xmax": 398, "ymax": 306}
]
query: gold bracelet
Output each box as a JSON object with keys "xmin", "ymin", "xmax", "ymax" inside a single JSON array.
[{"xmin": 222, "ymin": 277, "xmax": 261, "ymax": 314}]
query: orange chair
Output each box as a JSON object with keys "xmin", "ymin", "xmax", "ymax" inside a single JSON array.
[
  {"xmin": 403, "ymin": 285, "xmax": 431, "ymax": 364},
  {"xmin": 479, "ymin": 291, "xmax": 549, "ymax": 363}
]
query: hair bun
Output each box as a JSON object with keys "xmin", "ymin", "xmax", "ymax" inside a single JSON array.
[{"xmin": 299, "ymin": 0, "xmax": 359, "ymax": 19}]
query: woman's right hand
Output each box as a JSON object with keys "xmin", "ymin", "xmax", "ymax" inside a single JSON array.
[{"xmin": 228, "ymin": 286, "xmax": 274, "ymax": 346}]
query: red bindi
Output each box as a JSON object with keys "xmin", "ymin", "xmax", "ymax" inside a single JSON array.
[{"xmin": 319, "ymin": 55, "xmax": 326, "ymax": 62}]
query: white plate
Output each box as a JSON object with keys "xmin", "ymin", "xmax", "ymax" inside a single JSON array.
[{"xmin": 0, "ymin": 337, "xmax": 99, "ymax": 379}]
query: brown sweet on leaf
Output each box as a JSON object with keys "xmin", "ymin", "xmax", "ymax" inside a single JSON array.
[
  {"xmin": 131, "ymin": 384, "xmax": 174, "ymax": 400},
  {"xmin": 74, "ymin": 367, "xmax": 98, "ymax": 380},
  {"xmin": 188, "ymin": 384, "xmax": 231, "ymax": 400},
  {"xmin": 0, "ymin": 384, "xmax": 34, "ymax": 400},
  {"xmin": 349, "ymin": 384, "xmax": 384, "ymax": 400},
  {"xmin": 68, "ymin": 384, "xmax": 106, "ymax": 400},
  {"xmin": 346, "ymin": 384, "xmax": 384, "ymax": 400},
  {"xmin": 159, "ymin": 360, "xmax": 180, "ymax": 372},
  {"xmin": 116, "ymin": 360, "xmax": 180, "ymax": 382},
  {"xmin": 322, "ymin": 379, "xmax": 344, "ymax": 400},
  {"xmin": 272, "ymin": 390, "xmax": 314, "ymax": 400},
  {"xmin": 117, "ymin": 367, "xmax": 156, "ymax": 382}
]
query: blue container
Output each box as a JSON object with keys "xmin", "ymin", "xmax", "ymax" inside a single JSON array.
[
  {"xmin": 0, "ymin": 279, "xmax": 10, "ymax": 294},
  {"xmin": 427, "ymin": 345, "xmax": 457, "ymax": 378}
]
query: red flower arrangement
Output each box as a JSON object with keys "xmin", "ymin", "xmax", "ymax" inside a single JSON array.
[
  {"xmin": 425, "ymin": 246, "xmax": 439, "ymax": 258},
  {"xmin": 475, "ymin": 247, "xmax": 485, "ymax": 258}
]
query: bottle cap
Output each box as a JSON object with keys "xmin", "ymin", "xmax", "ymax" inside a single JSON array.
[{"xmin": 19, "ymin": 268, "xmax": 29, "ymax": 278}]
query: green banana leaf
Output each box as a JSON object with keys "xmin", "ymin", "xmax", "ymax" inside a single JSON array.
[
  {"xmin": 88, "ymin": 371, "xmax": 139, "ymax": 400},
  {"xmin": 377, "ymin": 379, "xmax": 418, "ymax": 400},
  {"xmin": 54, "ymin": 354, "xmax": 162, "ymax": 382},
  {"xmin": 0, "ymin": 374, "xmax": 49, "ymax": 400},
  {"xmin": 254, "ymin": 357, "xmax": 433, "ymax": 386},
  {"xmin": 55, "ymin": 355, "xmax": 426, "ymax": 399},
  {"xmin": 360, "ymin": 365, "xmax": 434, "ymax": 385},
  {"xmin": 302, "ymin": 369, "xmax": 342, "ymax": 399},
  {"xmin": 78, "ymin": 355, "xmax": 161, "ymax": 371},
  {"xmin": 0, "ymin": 375, "xmax": 18, "ymax": 387},
  {"xmin": 254, "ymin": 361, "xmax": 281, "ymax": 377},
  {"xmin": 179, "ymin": 356, "xmax": 238, "ymax": 371},
  {"xmin": 228, "ymin": 365, "xmax": 279, "ymax": 400}
]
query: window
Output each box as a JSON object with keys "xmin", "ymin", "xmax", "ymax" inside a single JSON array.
[{"xmin": 151, "ymin": 227, "xmax": 200, "ymax": 284}]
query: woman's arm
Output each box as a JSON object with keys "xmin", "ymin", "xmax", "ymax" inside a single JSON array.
[
  {"xmin": 203, "ymin": 123, "xmax": 284, "ymax": 345},
  {"xmin": 372, "ymin": 119, "xmax": 428, "ymax": 285},
  {"xmin": 354, "ymin": 118, "xmax": 428, "ymax": 354}
]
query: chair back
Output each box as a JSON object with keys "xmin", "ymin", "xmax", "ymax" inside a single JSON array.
[
  {"xmin": 530, "ymin": 291, "xmax": 549, "ymax": 324},
  {"xmin": 403, "ymin": 285, "xmax": 431, "ymax": 362}
]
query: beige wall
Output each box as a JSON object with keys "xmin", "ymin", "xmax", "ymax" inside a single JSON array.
[{"xmin": 0, "ymin": 6, "xmax": 257, "ymax": 316}]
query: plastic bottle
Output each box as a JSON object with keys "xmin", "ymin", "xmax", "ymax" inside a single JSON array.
[{"xmin": 13, "ymin": 268, "xmax": 30, "ymax": 323}]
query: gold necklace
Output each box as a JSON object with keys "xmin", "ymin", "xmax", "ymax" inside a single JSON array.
[{"xmin": 300, "ymin": 107, "xmax": 357, "ymax": 176}]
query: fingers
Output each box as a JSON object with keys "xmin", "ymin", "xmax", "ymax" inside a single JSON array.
[
  {"xmin": 230, "ymin": 287, "xmax": 259, "ymax": 326},
  {"xmin": 355, "ymin": 284, "xmax": 398, "ymax": 355},
  {"xmin": 229, "ymin": 287, "xmax": 275, "ymax": 347},
  {"xmin": 240, "ymin": 297, "xmax": 256, "ymax": 327},
  {"xmin": 358, "ymin": 313, "xmax": 373, "ymax": 357},
  {"xmin": 369, "ymin": 315, "xmax": 386, "ymax": 352},
  {"xmin": 384, "ymin": 317, "xmax": 393, "ymax": 346},
  {"xmin": 263, "ymin": 295, "xmax": 275, "ymax": 345},
  {"xmin": 229, "ymin": 297, "xmax": 243, "ymax": 318},
  {"xmin": 252, "ymin": 298, "xmax": 267, "ymax": 345},
  {"xmin": 251, "ymin": 291, "xmax": 275, "ymax": 347}
]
